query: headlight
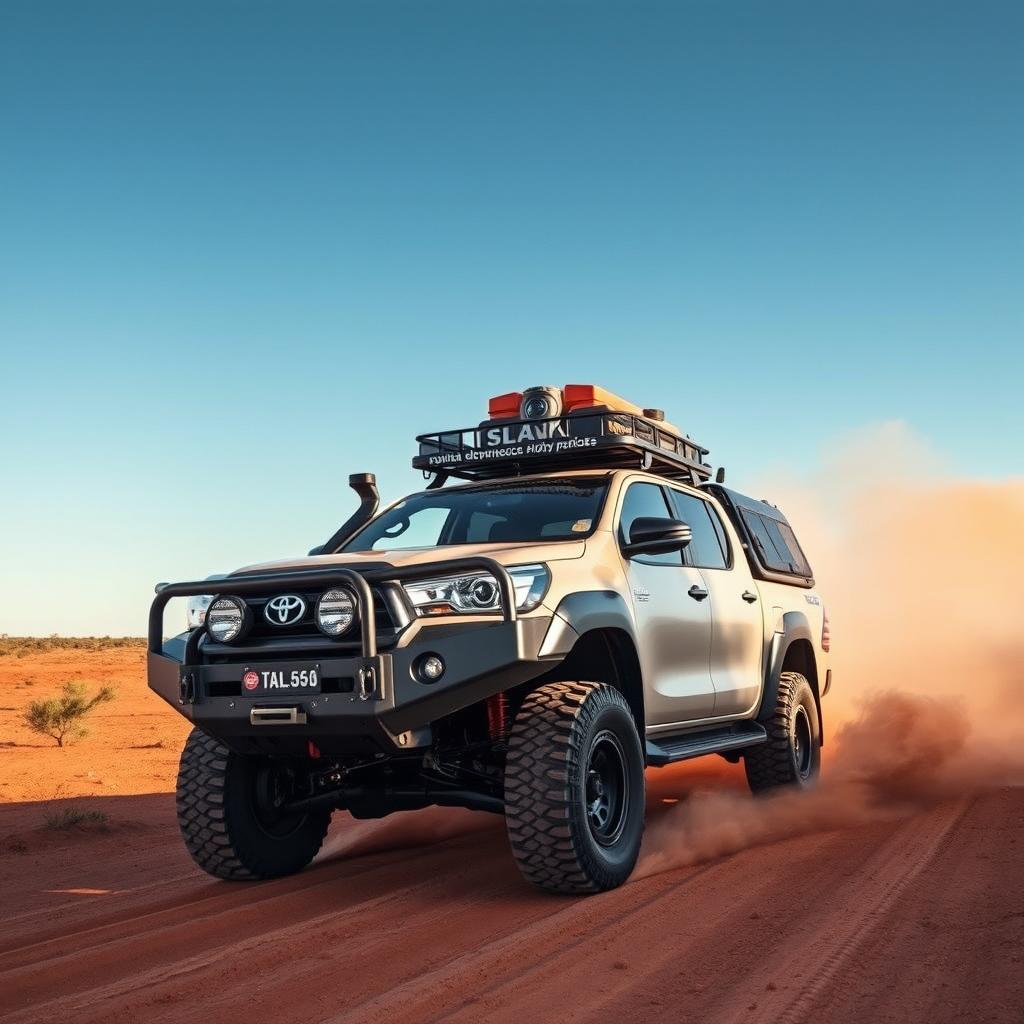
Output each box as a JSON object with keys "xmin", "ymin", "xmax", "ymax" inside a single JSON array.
[
  {"xmin": 403, "ymin": 564, "xmax": 550, "ymax": 616},
  {"xmin": 206, "ymin": 596, "xmax": 249, "ymax": 643},
  {"xmin": 186, "ymin": 595, "xmax": 213, "ymax": 629},
  {"xmin": 316, "ymin": 588, "xmax": 356, "ymax": 636}
]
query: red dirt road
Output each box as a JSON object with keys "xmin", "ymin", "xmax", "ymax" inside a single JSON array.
[
  {"xmin": 2, "ymin": 648, "xmax": 1022, "ymax": 1022},
  {"xmin": 1, "ymin": 786, "xmax": 1021, "ymax": 1024}
]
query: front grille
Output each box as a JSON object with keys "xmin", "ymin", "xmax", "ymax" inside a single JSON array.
[
  {"xmin": 200, "ymin": 583, "xmax": 406, "ymax": 663},
  {"xmin": 245, "ymin": 586, "xmax": 397, "ymax": 641}
]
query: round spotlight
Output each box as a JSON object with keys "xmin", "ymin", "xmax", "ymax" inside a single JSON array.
[
  {"xmin": 207, "ymin": 596, "xmax": 248, "ymax": 643},
  {"xmin": 316, "ymin": 588, "xmax": 356, "ymax": 637},
  {"xmin": 417, "ymin": 654, "xmax": 445, "ymax": 683},
  {"xmin": 520, "ymin": 385, "xmax": 562, "ymax": 421}
]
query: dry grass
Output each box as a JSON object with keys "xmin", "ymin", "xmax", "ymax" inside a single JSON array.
[
  {"xmin": 43, "ymin": 808, "xmax": 110, "ymax": 831},
  {"xmin": 0, "ymin": 636, "xmax": 145, "ymax": 658}
]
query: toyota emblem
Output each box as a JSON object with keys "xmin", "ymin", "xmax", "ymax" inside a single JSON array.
[{"xmin": 264, "ymin": 594, "xmax": 306, "ymax": 626}]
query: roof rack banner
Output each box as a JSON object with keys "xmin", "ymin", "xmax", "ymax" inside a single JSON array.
[{"xmin": 413, "ymin": 411, "xmax": 711, "ymax": 484}]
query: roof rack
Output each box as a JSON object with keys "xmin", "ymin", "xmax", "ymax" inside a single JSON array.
[{"xmin": 412, "ymin": 409, "xmax": 712, "ymax": 485}]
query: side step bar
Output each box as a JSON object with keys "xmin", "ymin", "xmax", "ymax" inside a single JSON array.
[{"xmin": 645, "ymin": 722, "xmax": 767, "ymax": 767}]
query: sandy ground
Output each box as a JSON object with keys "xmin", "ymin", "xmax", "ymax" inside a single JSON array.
[
  {"xmin": 0, "ymin": 646, "xmax": 189, "ymax": 805},
  {"xmin": 1, "ymin": 647, "xmax": 1022, "ymax": 1024}
]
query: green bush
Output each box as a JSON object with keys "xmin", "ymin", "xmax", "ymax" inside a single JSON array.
[
  {"xmin": 44, "ymin": 807, "xmax": 109, "ymax": 830},
  {"xmin": 23, "ymin": 682, "xmax": 116, "ymax": 747}
]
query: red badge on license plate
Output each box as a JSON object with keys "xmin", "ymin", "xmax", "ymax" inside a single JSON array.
[{"xmin": 243, "ymin": 671, "xmax": 260, "ymax": 691}]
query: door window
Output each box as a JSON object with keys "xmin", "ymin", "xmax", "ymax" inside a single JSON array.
[
  {"xmin": 667, "ymin": 490, "xmax": 729, "ymax": 570},
  {"xmin": 617, "ymin": 482, "xmax": 681, "ymax": 565}
]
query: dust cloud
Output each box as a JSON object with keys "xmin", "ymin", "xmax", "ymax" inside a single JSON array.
[{"xmin": 637, "ymin": 423, "xmax": 1024, "ymax": 877}]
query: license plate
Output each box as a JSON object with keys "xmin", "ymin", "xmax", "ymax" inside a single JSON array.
[{"xmin": 241, "ymin": 663, "xmax": 321, "ymax": 696}]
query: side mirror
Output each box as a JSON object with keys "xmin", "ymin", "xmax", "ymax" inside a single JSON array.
[{"xmin": 625, "ymin": 516, "xmax": 692, "ymax": 557}]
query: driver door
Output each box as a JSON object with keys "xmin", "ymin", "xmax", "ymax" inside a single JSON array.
[{"xmin": 617, "ymin": 481, "xmax": 716, "ymax": 727}]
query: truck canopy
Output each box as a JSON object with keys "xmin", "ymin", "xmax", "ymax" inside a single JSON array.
[{"xmin": 707, "ymin": 485, "xmax": 814, "ymax": 588}]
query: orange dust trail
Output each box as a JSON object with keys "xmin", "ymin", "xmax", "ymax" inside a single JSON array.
[{"xmin": 637, "ymin": 424, "xmax": 1024, "ymax": 877}]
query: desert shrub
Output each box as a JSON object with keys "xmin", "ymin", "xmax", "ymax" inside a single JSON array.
[
  {"xmin": 23, "ymin": 682, "xmax": 116, "ymax": 747},
  {"xmin": 44, "ymin": 808, "xmax": 109, "ymax": 830},
  {"xmin": 0, "ymin": 636, "xmax": 146, "ymax": 656}
]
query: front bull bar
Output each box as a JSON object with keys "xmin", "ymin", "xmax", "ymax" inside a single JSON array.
[{"xmin": 149, "ymin": 557, "xmax": 519, "ymax": 669}]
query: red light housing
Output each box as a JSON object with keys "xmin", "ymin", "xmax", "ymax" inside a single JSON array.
[
  {"xmin": 562, "ymin": 384, "xmax": 600, "ymax": 412},
  {"xmin": 488, "ymin": 392, "xmax": 523, "ymax": 420}
]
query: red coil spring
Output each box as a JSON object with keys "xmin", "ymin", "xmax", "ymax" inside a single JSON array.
[{"xmin": 486, "ymin": 692, "xmax": 510, "ymax": 743}]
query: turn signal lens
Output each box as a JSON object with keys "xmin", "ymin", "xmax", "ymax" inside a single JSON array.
[{"xmin": 821, "ymin": 609, "xmax": 831, "ymax": 653}]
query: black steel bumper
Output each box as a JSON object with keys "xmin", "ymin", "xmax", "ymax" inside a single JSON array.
[{"xmin": 148, "ymin": 559, "xmax": 554, "ymax": 753}]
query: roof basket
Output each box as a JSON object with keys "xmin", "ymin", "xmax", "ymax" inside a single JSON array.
[{"xmin": 412, "ymin": 409, "xmax": 712, "ymax": 485}]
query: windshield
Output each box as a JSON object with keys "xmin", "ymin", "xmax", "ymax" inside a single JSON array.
[{"xmin": 343, "ymin": 479, "xmax": 607, "ymax": 552}]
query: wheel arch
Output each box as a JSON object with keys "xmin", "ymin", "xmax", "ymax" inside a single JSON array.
[
  {"xmin": 759, "ymin": 611, "xmax": 823, "ymax": 741},
  {"xmin": 537, "ymin": 592, "xmax": 645, "ymax": 729}
]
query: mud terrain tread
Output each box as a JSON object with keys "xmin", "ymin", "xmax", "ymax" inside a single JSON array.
[
  {"xmin": 176, "ymin": 728, "xmax": 331, "ymax": 881},
  {"xmin": 176, "ymin": 728, "xmax": 256, "ymax": 879},
  {"xmin": 504, "ymin": 681, "xmax": 637, "ymax": 894},
  {"xmin": 745, "ymin": 671, "xmax": 813, "ymax": 793}
]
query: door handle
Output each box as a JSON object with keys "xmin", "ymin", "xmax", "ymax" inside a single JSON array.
[
  {"xmin": 742, "ymin": 590, "xmax": 758, "ymax": 603},
  {"xmin": 688, "ymin": 585, "xmax": 709, "ymax": 602}
]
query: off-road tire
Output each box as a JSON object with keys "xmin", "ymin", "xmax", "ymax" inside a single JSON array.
[
  {"xmin": 744, "ymin": 671, "xmax": 821, "ymax": 794},
  {"xmin": 504, "ymin": 682, "xmax": 645, "ymax": 894},
  {"xmin": 176, "ymin": 728, "xmax": 331, "ymax": 880}
]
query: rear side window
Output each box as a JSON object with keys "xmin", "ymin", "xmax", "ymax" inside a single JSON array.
[
  {"xmin": 666, "ymin": 490, "xmax": 728, "ymax": 570},
  {"xmin": 740, "ymin": 510, "xmax": 812, "ymax": 577}
]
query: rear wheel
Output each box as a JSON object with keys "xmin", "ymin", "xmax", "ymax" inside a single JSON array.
[
  {"xmin": 744, "ymin": 671, "xmax": 821, "ymax": 794},
  {"xmin": 504, "ymin": 681, "xmax": 645, "ymax": 894},
  {"xmin": 176, "ymin": 728, "xmax": 331, "ymax": 880}
]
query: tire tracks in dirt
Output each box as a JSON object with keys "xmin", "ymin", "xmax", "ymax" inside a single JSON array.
[
  {"xmin": 1, "ymin": 791, "xmax": 1020, "ymax": 1024},
  {"xmin": 722, "ymin": 797, "xmax": 971, "ymax": 1024}
]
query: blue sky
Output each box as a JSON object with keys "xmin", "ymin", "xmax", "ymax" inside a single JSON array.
[{"xmin": 0, "ymin": 1, "xmax": 1021, "ymax": 634}]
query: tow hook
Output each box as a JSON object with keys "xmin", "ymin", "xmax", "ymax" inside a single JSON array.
[
  {"xmin": 178, "ymin": 672, "xmax": 197, "ymax": 705},
  {"xmin": 358, "ymin": 664, "xmax": 377, "ymax": 701}
]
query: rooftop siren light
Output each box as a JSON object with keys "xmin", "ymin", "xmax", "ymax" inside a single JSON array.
[{"xmin": 520, "ymin": 386, "xmax": 563, "ymax": 420}]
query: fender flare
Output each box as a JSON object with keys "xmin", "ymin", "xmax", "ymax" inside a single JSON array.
[
  {"xmin": 539, "ymin": 590, "xmax": 638, "ymax": 658},
  {"xmin": 758, "ymin": 610, "xmax": 821, "ymax": 728},
  {"xmin": 539, "ymin": 590, "xmax": 645, "ymax": 729}
]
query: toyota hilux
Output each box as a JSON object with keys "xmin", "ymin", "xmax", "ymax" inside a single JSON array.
[{"xmin": 149, "ymin": 384, "xmax": 831, "ymax": 893}]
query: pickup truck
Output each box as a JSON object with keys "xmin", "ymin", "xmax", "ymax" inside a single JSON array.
[{"xmin": 149, "ymin": 384, "xmax": 830, "ymax": 893}]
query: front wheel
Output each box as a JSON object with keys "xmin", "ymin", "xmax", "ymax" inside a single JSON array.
[
  {"xmin": 176, "ymin": 728, "xmax": 331, "ymax": 880},
  {"xmin": 744, "ymin": 671, "xmax": 821, "ymax": 794},
  {"xmin": 504, "ymin": 682, "xmax": 645, "ymax": 894}
]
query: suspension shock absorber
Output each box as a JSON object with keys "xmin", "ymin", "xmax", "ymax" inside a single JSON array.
[{"xmin": 486, "ymin": 692, "xmax": 510, "ymax": 744}]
